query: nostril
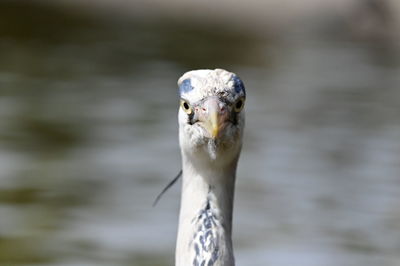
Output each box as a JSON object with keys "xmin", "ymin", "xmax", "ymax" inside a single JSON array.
[
  {"xmin": 202, "ymin": 107, "xmax": 206, "ymax": 112},
  {"xmin": 220, "ymin": 107, "xmax": 225, "ymax": 112}
]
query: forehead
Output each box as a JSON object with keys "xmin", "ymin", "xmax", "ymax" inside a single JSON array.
[{"xmin": 178, "ymin": 69, "xmax": 245, "ymax": 103}]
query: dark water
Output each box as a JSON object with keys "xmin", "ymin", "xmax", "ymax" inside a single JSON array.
[{"xmin": 0, "ymin": 1, "xmax": 399, "ymax": 265}]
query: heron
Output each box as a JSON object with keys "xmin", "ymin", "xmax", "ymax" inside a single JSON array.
[{"xmin": 172, "ymin": 69, "xmax": 246, "ymax": 266}]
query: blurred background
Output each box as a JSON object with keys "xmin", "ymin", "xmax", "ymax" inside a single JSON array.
[{"xmin": 1, "ymin": 0, "xmax": 400, "ymax": 265}]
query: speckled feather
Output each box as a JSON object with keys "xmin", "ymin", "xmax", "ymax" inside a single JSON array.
[{"xmin": 191, "ymin": 199, "xmax": 220, "ymax": 266}]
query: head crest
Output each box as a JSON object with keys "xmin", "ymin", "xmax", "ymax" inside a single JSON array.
[
  {"xmin": 233, "ymin": 75, "xmax": 246, "ymax": 96},
  {"xmin": 177, "ymin": 69, "xmax": 245, "ymax": 102},
  {"xmin": 179, "ymin": 79, "xmax": 194, "ymax": 95}
]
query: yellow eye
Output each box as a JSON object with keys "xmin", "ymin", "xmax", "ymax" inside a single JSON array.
[
  {"xmin": 180, "ymin": 99, "xmax": 193, "ymax": 114},
  {"xmin": 233, "ymin": 97, "xmax": 245, "ymax": 112}
]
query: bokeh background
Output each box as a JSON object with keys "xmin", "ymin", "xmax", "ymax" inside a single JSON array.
[{"xmin": 1, "ymin": 0, "xmax": 400, "ymax": 265}]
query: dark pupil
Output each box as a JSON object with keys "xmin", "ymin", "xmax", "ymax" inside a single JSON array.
[
  {"xmin": 235, "ymin": 100, "xmax": 242, "ymax": 109},
  {"xmin": 183, "ymin": 102, "xmax": 189, "ymax": 110}
]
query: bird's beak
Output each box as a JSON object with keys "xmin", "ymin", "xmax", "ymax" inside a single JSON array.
[{"xmin": 198, "ymin": 97, "xmax": 229, "ymax": 139}]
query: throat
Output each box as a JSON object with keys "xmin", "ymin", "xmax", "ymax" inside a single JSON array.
[
  {"xmin": 175, "ymin": 155, "xmax": 237, "ymax": 266},
  {"xmin": 207, "ymin": 140, "xmax": 218, "ymax": 160}
]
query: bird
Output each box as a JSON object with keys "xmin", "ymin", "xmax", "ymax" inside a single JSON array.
[{"xmin": 175, "ymin": 69, "xmax": 246, "ymax": 266}]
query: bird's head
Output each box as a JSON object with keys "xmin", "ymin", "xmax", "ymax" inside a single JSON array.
[{"xmin": 177, "ymin": 69, "xmax": 246, "ymax": 162}]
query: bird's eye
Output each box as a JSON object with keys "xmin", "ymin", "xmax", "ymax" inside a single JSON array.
[
  {"xmin": 180, "ymin": 99, "xmax": 193, "ymax": 114},
  {"xmin": 233, "ymin": 97, "xmax": 245, "ymax": 112}
]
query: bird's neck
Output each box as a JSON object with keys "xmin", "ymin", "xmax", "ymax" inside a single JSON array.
[{"xmin": 176, "ymin": 152, "xmax": 238, "ymax": 266}]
